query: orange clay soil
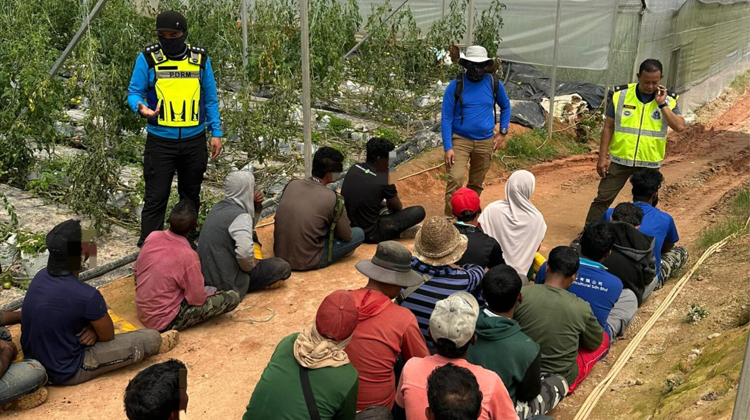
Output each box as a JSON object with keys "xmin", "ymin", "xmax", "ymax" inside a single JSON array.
[{"xmin": 4, "ymin": 89, "xmax": 750, "ymax": 420}]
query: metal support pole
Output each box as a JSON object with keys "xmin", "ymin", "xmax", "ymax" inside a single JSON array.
[
  {"xmin": 442, "ymin": 0, "xmax": 447, "ymax": 18},
  {"xmin": 733, "ymin": 329, "xmax": 750, "ymax": 420},
  {"xmin": 301, "ymin": 0, "xmax": 313, "ymax": 178},
  {"xmin": 546, "ymin": 0, "xmax": 563, "ymax": 139},
  {"xmin": 601, "ymin": 0, "xmax": 621, "ymax": 112},
  {"xmin": 344, "ymin": 0, "xmax": 410, "ymax": 59},
  {"xmin": 466, "ymin": 0, "xmax": 476, "ymax": 47},
  {"xmin": 241, "ymin": 0, "xmax": 248, "ymax": 68},
  {"xmin": 50, "ymin": 0, "xmax": 110, "ymax": 77}
]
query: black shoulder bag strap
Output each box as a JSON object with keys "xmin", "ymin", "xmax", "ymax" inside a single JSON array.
[
  {"xmin": 454, "ymin": 73, "xmax": 465, "ymax": 125},
  {"xmin": 299, "ymin": 365, "xmax": 322, "ymax": 420}
]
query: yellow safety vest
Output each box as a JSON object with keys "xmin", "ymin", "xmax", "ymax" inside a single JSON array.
[
  {"xmin": 144, "ymin": 43, "xmax": 206, "ymax": 128},
  {"xmin": 609, "ymin": 83, "xmax": 678, "ymax": 168}
]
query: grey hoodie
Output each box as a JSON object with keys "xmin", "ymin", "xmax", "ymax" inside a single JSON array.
[
  {"xmin": 225, "ymin": 171, "xmax": 262, "ymax": 272},
  {"xmin": 198, "ymin": 170, "xmax": 261, "ymax": 298}
]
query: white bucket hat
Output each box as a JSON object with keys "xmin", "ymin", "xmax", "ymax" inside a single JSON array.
[{"xmin": 459, "ymin": 46, "xmax": 493, "ymax": 66}]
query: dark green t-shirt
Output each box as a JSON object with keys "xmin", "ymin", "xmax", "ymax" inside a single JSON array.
[
  {"xmin": 244, "ymin": 333, "xmax": 359, "ymax": 420},
  {"xmin": 513, "ymin": 285, "xmax": 603, "ymax": 385}
]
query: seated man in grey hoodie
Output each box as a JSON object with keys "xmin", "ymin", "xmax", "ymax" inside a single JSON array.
[{"xmin": 198, "ymin": 171, "xmax": 291, "ymax": 299}]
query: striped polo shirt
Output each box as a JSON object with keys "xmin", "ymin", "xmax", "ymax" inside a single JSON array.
[{"xmin": 400, "ymin": 258, "xmax": 484, "ymax": 347}]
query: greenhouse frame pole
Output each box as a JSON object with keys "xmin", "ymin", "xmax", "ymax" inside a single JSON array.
[
  {"xmin": 301, "ymin": 0, "xmax": 313, "ymax": 178},
  {"xmin": 241, "ymin": 0, "xmax": 248, "ymax": 68},
  {"xmin": 546, "ymin": 0, "xmax": 563, "ymax": 139},
  {"xmin": 50, "ymin": 0, "xmax": 110, "ymax": 77},
  {"xmin": 344, "ymin": 0, "xmax": 411, "ymax": 59},
  {"xmin": 601, "ymin": 0, "xmax": 621, "ymax": 113},
  {"xmin": 466, "ymin": 0, "xmax": 476, "ymax": 46}
]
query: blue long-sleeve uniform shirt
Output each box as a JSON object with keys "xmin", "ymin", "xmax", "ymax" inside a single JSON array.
[
  {"xmin": 127, "ymin": 53, "xmax": 223, "ymax": 139},
  {"xmin": 441, "ymin": 74, "xmax": 511, "ymax": 151}
]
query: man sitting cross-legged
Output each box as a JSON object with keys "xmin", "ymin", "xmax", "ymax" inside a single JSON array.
[
  {"xmin": 135, "ymin": 200, "xmax": 241, "ymax": 331},
  {"xmin": 603, "ymin": 202, "xmax": 658, "ymax": 307},
  {"xmin": 199, "ymin": 171, "xmax": 291, "ymax": 298},
  {"xmin": 467, "ymin": 265, "xmax": 566, "ymax": 419},
  {"xmin": 451, "ymin": 188, "xmax": 504, "ymax": 269},
  {"xmin": 603, "ymin": 168, "xmax": 688, "ymax": 287},
  {"xmin": 347, "ymin": 241, "xmax": 429, "ymax": 411},
  {"xmin": 22, "ymin": 220, "xmax": 177, "ymax": 386},
  {"xmin": 395, "ymin": 292, "xmax": 517, "ymax": 420},
  {"xmin": 274, "ymin": 146, "xmax": 365, "ymax": 270},
  {"xmin": 341, "ymin": 137, "xmax": 426, "ymax": 243},
  {"xmin": 515, "ymin": 246, "xmax": 603, "ymax": 395}
]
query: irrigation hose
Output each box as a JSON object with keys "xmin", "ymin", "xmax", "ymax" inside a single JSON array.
[{"xmin": 573, "ymin": 215, "xmax": 750, "ymax": 420}]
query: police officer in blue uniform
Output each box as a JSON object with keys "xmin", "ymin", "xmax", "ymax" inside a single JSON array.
[{"xmin": 127, "ymin": 11, "xmax": 222, "ymax": 247}]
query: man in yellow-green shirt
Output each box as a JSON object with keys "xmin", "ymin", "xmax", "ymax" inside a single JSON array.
[{"xmin": 585, "ymin": 59, "xmax": 686, "ymax": 223}]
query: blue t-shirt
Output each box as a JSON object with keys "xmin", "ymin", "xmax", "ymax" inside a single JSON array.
[
  {"xmin": 21, "ymin": 268, "xmax": 108, "ymax": 384},
  {"xmin": 535, "ymin": 259, "xmax": 623, "ymax": 337},
  {"xmin": 441, "ymin": 74, "xmax": 511, "ymax": 150},
  {"xmin": 603, "ymin": 202, "xmax": 679, "ymax": 279}
]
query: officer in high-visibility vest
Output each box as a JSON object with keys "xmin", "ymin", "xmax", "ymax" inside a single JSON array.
[
  {"xmin": 585, "ymin": 59, "xmax": 685, "ymax": 223},
  {"xmin": 127, "ymin": 11, "xmax": 223, "ymax": 247}
]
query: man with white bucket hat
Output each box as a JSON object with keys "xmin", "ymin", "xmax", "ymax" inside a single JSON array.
[{"xmin": 441, "ymin": 45, "xmax": 512, "ymax": 216}]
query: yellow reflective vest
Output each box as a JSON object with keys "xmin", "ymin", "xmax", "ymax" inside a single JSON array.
[
  {"xmin": 609, "ymin": 83, "xmax": 678, "ymax": 168},
  {"xmin": 144, "ymin": 43, "xmax": 206, "ymax": 128}
]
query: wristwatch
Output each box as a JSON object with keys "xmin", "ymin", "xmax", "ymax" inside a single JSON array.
[
  {"xmin": 500, "ymin": 128, "xmax": 508, "ymax": 135},
  {"xmin": 658, "ymin": 102, "xmax": 668, "ymax": 109}
]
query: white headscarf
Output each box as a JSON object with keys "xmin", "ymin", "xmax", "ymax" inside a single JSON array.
[{"xmin": 478, "ymin": 170, "xmax": 547, "ymax": 277}]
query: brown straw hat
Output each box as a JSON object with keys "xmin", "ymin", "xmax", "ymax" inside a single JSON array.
[{"xmin": 413, "ymin": 216, "xmax": 468, "ymax": 266}]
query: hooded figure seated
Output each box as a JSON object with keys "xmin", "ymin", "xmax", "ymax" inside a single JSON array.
[{"xmin": 198, "ymin": 171, "xmax": 291, "ymax": 300}]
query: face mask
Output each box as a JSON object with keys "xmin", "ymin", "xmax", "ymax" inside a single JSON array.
[
  {"xmin": 159, "ymin": 31, "xmax": 188, "ymax": 58},
  {"xmin": 465, "ymin": 63, "xmax": 488, "ymax": 82}
]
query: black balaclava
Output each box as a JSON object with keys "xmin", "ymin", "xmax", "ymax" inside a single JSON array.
[
  {"xmin": 464, "ymin": 61, "xmax": 489, "ymax": 82},
  {"xmin": 159, "ymin": 30, "xmax": 189, "ymax": 59}
]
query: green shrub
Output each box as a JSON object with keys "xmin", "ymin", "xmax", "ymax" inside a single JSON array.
[
  {"xmin": 328, "ymin": 116, "xmax": 352, "ymax": 135},
  {"xmin": 374, "ymin": 126, "xmax": 403, "ymax": 144}
]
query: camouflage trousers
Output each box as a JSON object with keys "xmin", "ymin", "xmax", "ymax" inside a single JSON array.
[
  {"xmin": 659, "ymin": 246, "xmax": 689, "ymax": 287},
  {"xmin": 516, "ymin": 373, "xmax": 568, "ymax": 419},
  {"xmin": 163, "ymin": 290, "xmax": 241, "ymax": 332}
]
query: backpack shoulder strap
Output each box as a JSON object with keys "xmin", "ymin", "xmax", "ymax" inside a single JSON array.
[
  {"xmin": 298, "ymin": 365, "xmax": 322, "ymax": 420},
  {"xmin": 454, "ymin": 73, "xmax": 465, "ymax": 125},
  {"xmin": 396, "ymin": 274, "xmax": 431, "ymax": 305},
  {"xmin": 327, "ymin": 192, "xmax": 346, "ymax": 263}
]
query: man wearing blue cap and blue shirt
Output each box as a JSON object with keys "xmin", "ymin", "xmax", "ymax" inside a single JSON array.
[{"xmin": 128, "ymin": 10, "xmax": 223, "ymax": 248}]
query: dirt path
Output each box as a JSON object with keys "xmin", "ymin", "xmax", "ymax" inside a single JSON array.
[{"xmin": 4, "ymin": 89, "xmax": 750, "ymax": 420}]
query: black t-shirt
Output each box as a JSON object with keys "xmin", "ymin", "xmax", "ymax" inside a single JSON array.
[
  {"xmin": 606, "ymin": 84, "xmax": 681, "ymax": 118},
  {"xmin": 341, "ymin": 162, "xmax": 398, "ymax": 240},
  {"xmin": 454, "ymin": 223, "xmax": 504, "ymax": 269}
]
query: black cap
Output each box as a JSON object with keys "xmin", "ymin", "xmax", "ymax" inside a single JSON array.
[
  {"xmin": 155, "ymin": 11, "xmax": 188, "ymax": 33},
  {"xmin": 46, "ymin": 219, "xmax": 82, "ymax": 276}
]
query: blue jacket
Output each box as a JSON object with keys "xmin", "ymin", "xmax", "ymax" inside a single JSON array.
[
  {"xmin": 441, "ymin": 74, "xmax": 511, "ymax": 151},
  {"xmin": 127, "ymin": 52, "xmax": 222, "ymax": 140}
]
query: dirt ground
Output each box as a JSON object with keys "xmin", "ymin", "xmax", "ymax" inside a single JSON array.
[{"xmin": 3, "ymin": 87, "xmax": 750, "ymax": 419}]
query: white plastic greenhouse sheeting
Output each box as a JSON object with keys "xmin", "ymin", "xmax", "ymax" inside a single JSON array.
[{"xmin": 358, "ymin": 0, "xmax": 618, "ymax": 71}]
